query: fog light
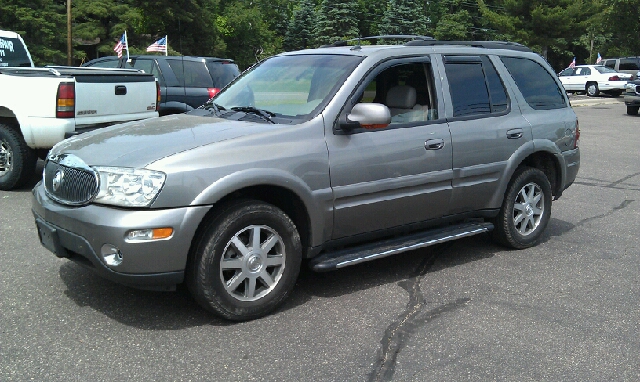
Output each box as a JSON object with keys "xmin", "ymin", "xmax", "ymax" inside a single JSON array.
[
  {"xmin": 126, "ymin": 227, "xmax": 173, "ymax": 242},
  {"xmin": 101, "ymin": 244, "xmax": 123, "ymax": 267}
]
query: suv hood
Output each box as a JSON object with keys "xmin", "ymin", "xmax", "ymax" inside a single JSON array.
[{"xmin": 51, "ymin": 114, "xmax": 275, "ymax": 168}]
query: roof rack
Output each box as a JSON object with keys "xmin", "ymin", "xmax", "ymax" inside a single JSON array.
[
  {"xmin": 404, "ymin": 40, "xmax": 532, "ymax": 52},
  {"xmin": 320, "ymin": 35, "xmax": 434, "ymax": 48}
]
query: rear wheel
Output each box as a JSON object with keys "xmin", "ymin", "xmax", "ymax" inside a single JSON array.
[
  {"xmin": 627, "ymin": 106, "xmax": 639, "ymax": 115},
  {"xmin": 492, "ymin": 167, "xmax": 552, "ymax": 249},
  {"xmin": 586, "ymin": 82, "xmax": 600, "ymax": 97},
  {"xmin": 188, "ymin": 200, "xmax": 302, "ymax": 321},
  {"xmin": 0, "ymin": 123, "xmax": 37, "ymax": 191}
]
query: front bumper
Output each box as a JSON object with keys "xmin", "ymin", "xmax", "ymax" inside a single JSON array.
[{"xmin": 32, "ymin": 183, "xmax": 211, "ymax": 290}]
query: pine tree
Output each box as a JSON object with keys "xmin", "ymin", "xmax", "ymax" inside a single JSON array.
[
  {"xmin": 379, "ymin": 0, "xmax": 427, "ymax": 37},
  {"xmin": 315, "ymin": 0, "xmax": 360, "ymax": 44},
  {"xmin": 284, "ymin": 0, "xmax": 316, "ymax": 51}
]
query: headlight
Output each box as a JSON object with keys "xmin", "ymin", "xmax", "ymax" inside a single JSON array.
[{"xmin": 93, "ymin": 167, "xmax": 166, "ymax": 207}]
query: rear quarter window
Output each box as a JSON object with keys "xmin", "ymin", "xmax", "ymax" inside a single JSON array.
[
  {"xmin": 501, "ymin": 56, "xmax": 566, "ymax": 110},
  {"xmin": 167, "ymin": 59, "xmax": 214, "ymax": 88},
  {"xmin": 206, "ymin": 62, "xmax": 240, "ymax": 88}
]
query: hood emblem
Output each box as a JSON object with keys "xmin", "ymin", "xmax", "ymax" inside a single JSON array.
[{"xmin": 52, "ymin": 170, "xmax": 64, "ymax": 192}]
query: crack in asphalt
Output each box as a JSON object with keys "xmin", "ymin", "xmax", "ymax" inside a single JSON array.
[
  {"xmin": 367, "ymin": 245, "xmax": 470, "ymax": 382},
  {"xmin": 572, "ymin": 199, "xmax": 634, "ymax": 230},
  {"xmin": 573, "ymin": 171, "xmax": 640, "ymax": 192}
]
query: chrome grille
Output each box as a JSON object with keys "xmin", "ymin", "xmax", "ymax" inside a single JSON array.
[{"xmin": 44, "ymin": 155, "xmax": 99, "ymax": 205}]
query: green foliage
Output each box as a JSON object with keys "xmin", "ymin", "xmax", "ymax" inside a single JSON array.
[
  {"xmin": 0, "ymin": 0, "xmax": 638, "ymax": 71},
  {"xmin": 379, "ymin": 0, "xmax": 427, "ymax": 36},
  {"xmin": 284, "ymin": 0, "xmax": 316, "ymax": 51},
  {"xmin": 315, "ymin": 0, "xmax": 360, "ymax": 44}
]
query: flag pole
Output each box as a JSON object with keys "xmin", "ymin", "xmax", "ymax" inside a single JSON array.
[
  {"xmin": 125, "ymin": 30, "xmax": 130, "ymax": 62},
  {"xmin": 165, "ymin": 35, "xmax": 168, "ymax": 56}
]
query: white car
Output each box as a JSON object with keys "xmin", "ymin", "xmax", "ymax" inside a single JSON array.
[{"xmin": 558, "ymin": 65, "xmax": 632, "ymax": 97}]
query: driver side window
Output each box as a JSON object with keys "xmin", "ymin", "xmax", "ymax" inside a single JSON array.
[{"xmin": 358, "ymin": 62, "xmax": 438, "ymax": 124}]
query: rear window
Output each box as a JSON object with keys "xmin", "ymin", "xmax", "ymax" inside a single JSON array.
[
  {"xmin": 501, "ymin": 56, "xmax": 566, "ymax": 110},
  {"xmin": 167, "ymin": 59, "xmax": 214, "ymax": 88},
  {"xmin": 0, "ymin": 36, "xmax": 32, "ymax": 67},
  {"xmin": 206, "ymin": 61, "xmax": 240, "ymax": 88}
]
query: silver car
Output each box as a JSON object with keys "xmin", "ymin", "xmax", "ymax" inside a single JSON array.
[{"xmin": 33, "ymin": 38, "xmax": 581, "ymax": 321}]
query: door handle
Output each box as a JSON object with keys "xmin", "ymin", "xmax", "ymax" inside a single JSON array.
[
  {"xmin": 115, "ymin": 85, "xmax": 127, "ymax": 95},
  {"xmin": 425, "ymin": 138, "xmax": 445, "ymax": 150},
  {"xmin": 506, "ymin": 128, "xmax": 523, "ymax": 139}
]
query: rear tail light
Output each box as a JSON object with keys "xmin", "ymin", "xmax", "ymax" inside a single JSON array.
[
  {"xmin": 574, "ymin": 119, "xmax": 580, "ymax": 149},
  {"xmin": 608, "ymin": 75, "xmax": 621, "ymax": 81},
  {"xmin": 156, "ymin": 81, "xmax": 161, "ymax": 112},
  {"xmin": 208, "ymin": 88, "xmax": 220, "ymax": 99},
  {"xmin": 56, "ymin": 82, "xmax": 75, "ymax": 118}
]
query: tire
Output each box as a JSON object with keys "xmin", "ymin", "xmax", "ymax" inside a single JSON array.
[
  {"xmin": 627, "ymin": 106, "xmax": 639, "ymax": 116},
  {"xmin": 188, "ymin": 200, "xmax": 302, "ymax": 321},
  {"xmin": 586, "ymin": 82, "xmax": 600, "ymax": 97},
  {"xmin": 492, "ymin": 167, "xmax": 552, "ymax": 249},
  {"xmin": 0, "ymin": 123, "xmax": 37, "ymax": 191}
]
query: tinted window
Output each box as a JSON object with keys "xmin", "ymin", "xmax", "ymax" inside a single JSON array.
[
  {"xmin": 446, "ymin": 62, "xmax": 491, "ymax": 116},
  {"xmin": 482, "ymin": 57, "xmax": 508, "ymax": 113},
  {"xmin": 87, "ymin": 59, "xmax": 119, "ymax": 68},
  {"xmin": 206, "ymin": 61, "xmax": 240, "ymax": 88},
  {"xmin": 603, "ymin": 60, "xmax": 615, "ymax": 69},
  {"xmin": 0, "ymin": 36, "xmax": 31, "ymax": 67},
  {"xmin": 619, "ymin": 58, "xmax": 640, "ymax": 71},
  {"xmin": 501, "ymin": 57, "xmax": 566, "ymax": 110},
  {"xmin": 128, "ymin": 59, "xmax": 164, "ymax": 86},
  {"xmin": 167, "ymin": 59, "xmax": 214, "ymax": 87}
]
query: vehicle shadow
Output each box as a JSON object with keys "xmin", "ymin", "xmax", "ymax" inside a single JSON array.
[{"xmin": 58, "ymin": 233, "xmax": 505, "ymax": 329}]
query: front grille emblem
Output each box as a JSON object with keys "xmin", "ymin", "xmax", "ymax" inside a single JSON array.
[{"xmin": 52, "ymin": 170, "xmax": 64, "ymax": 192}]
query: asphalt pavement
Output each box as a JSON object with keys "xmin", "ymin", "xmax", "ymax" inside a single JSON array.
[{"xmin": 1, "ymin": 101, "xmax": 638, "ymax": 381}]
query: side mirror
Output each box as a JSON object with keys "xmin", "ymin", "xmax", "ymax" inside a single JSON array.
[{"xmin": 341, "ymin": 103, "xmax": 391, "ymax": 130}]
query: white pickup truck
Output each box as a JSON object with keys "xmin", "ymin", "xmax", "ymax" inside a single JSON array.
[{"xmin": 0, "ymin": 30, "xmax": 159, "ymax": 190}]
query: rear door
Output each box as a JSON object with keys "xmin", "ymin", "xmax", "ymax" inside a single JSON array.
[{"xmin": 443, "ymin": 55, "xmax": 533, "ymax": 213}]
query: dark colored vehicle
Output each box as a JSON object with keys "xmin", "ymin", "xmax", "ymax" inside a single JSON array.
[
  {"xmin": 83, "ymin": 55, "xmax": 240, "ymax": 115},
  {"xmin": 624, "ymin": 80, "xmax": 640, "ymax": 115}
]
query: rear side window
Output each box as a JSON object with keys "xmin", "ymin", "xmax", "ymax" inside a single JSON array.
[
  {"xmin": 206, "ymin": 61, "xmax": 240, "ymax": 88},
  {"xmin": 444, "ymin": 56, "xmax": 508, "ymax": 117},
  {"xmin": 619, "ymin": 58, "xmax": 640, "ymax": 71},
  {"xmin": 603, "ymin": 60, "xmax": 615, "ymax": 69},
  {"xmin": 166, "ymin": 59, "xmax": 214, "ymax": 88},
  {"xmin": 501, "ymin": 57, "xmax": 566, "ymax": 110}
]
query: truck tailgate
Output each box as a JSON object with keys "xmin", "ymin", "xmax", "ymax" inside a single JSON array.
[{"xmin": 73, "ymin": 73, "xmax": 157, "ymax": 120}]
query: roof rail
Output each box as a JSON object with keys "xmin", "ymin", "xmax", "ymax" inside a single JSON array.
[
  {"xmin": 320, "ymin": 35, "xmax": 434, "ymax": 48},
  {"xmin": 405, "ymin": 40, "xmax": 532, "ymax": 52}
]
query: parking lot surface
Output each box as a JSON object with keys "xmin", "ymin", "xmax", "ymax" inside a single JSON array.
[{"xmin": 1, "ymin": 102, "xmax": 638, "ymax": 381}]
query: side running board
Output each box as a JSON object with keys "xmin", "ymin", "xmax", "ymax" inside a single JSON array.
[{"xmin": 309, "ymin": 222, "xmax": 494, "ymax": 272}]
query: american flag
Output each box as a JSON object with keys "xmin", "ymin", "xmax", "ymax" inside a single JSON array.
[
  {"xmin": 147, "ymin": 36, "xmax": 167, "ymax": 54},
  {"xmin": 569, "ymin": 57, "xmax": 576, "ymax": 68},
  {"xmin": 596, "ymin": 52, "xmax": 602, "ymax": 64},
  {"xmin": 113, "ymin": 32, "xmax": 127, "ymax": 59}
]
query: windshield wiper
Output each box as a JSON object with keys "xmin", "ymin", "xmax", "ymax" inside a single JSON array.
[
  {"xmin": 199, "ymin": 102, "xmax": 226, "ymax": 116},
  {"xmin": 231, "ymin": 106, "xmax": 275, "ymax": 124}
]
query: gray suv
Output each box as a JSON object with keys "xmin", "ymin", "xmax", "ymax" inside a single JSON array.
[{"xmin": 32, "ymin": 38, "xmax": 581, "ymax": 321}]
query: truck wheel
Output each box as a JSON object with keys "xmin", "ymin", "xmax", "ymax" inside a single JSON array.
[
  {"xmin": 188, "ymin": 200, "xmax": 301, "ymax": 321},
  {"xmin": 0, "ymin": 123, "xmax": 37, "ymax": 191},
  {"xmin": 492, "ymin": 167, "xmax": 552, "ymax": 249},
  {"xmin": 586, "ymin": 82, "xmax": 599, "ymax": 97},
  {"xmin": 627, "ymin": 106, "xmax": 639, "ymax": 115}
]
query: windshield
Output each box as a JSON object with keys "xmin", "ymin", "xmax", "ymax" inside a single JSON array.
[
  {"xmin": 594, "ymin": 66, "xmax": 617, "ymax": 74},
  {"xmin": 209, "ymin": 54, "xmax": 362, "ymax": 123},
  {"xmin": 0, "ymin": 36, "xmax": 32, "ymax": 67}
]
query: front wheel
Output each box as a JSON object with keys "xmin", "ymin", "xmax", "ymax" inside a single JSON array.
[
  {"xmin": 188, "ymin": 200, "xmax": 302, "ymax": 321},
  {"xmin": 492, "ymin": 167, "xmax": 552, "ymax": 249},
  {"xmin": 0, "ymin": 123, "xmax": 37, "ymax": 190},
  {"xmin": 586, "ymin": 82, "xmax": 600, "ymax": 97},
  {"xmin": 627, "ymin": 106, "xmax": 639, "ymax": 115}
]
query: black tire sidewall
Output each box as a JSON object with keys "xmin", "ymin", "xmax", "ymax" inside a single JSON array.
[
  {"xmin": 493, "ymin": 167, "xmax": 552, "ymax": 249},
  {"xmin": 0, "ymin": 124, "xmax": 36, "ymax": 190},
  {"xmin": 190, "ymin": 200, "xmax": 302, "ymax": 321}
]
